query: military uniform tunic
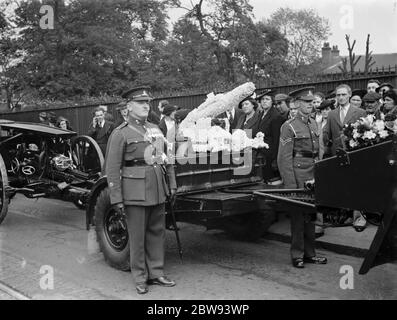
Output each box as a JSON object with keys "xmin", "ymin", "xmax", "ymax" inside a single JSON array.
[
  {"xmin": 277, "ymin": 113, "xmax": 319, "ymax": 259},
  {"xmin": 105, "ymin": 118, "xmax": 177, "ymax": 283},
  {"xmin": 277, "ymin": 114, "xmax": 319, "ymax": 188}
]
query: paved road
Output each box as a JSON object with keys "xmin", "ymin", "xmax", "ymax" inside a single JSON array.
[{"xmin": 0, "ymin": 195, "xmax": 396, "ymax": 300}]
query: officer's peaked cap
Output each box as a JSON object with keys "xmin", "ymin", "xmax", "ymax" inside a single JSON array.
[
  {"xmin": 122, "ymin": 86, "xmax": 153, "ymax": 102},
  {"xmin": 288, "ymin": 86, "xmax": 315, "ymax": 102}
]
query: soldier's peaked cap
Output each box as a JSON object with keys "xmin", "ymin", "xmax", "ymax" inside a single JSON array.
[
  {"xmin": 288, "ymin": 86, "xmax": 315, "ymax": 102},
  {"xmin": 121, "ymin": 86, "xmax": 153, "ymax": 101}
]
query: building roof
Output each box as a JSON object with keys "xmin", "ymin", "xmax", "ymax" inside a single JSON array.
[{"xmin": 323, "ymin": 53, "xmax": 397, "ymax": 74}]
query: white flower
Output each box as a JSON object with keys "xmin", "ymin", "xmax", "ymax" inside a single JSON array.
[
  {"xmin": 349, "ymin": 140, "xmax": 359, "ymax": 148},
  {"xmin": 373, "ymin": 120, "xmax": 385, "ymax": 132},
  {"xmin": 179, "ymin": 82, "xmax": 255, "ymax": 129},
  {"xmin": 256, "ymin": 132, "xmax": 265, "ymax": 139},
  {"xmin": 378, "ymin": 130, "xmax": 389, "ymax": 139},
  {"xmin": 352, "ymin": 129, "xmax": 360, "ymax": 139},
  {"xmin": 363, "ymin": 130, "xmax": 376, "ymax": 140}
]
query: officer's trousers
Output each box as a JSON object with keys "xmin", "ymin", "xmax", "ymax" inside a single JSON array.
[
  {"xmin": 125, "ymin": 204, "xmax": 166, "ymax": 284},
  {"xmin": 290, "ymin": 211, "xmax": 316, "ymax": 259}
]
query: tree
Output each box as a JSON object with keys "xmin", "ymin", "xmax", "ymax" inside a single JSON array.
[
  {"xmin": 230, "ymin": 20, "xmax": 289, "ymax": 84},
  {"xmin": 268, "ymin": 7, "xmax": 331, "ymax": 78},
  {"xmin": 171, "ymin": 0, "xmax": 255, "ymax": 83},
  {"xmin": 11, "ymin": 0, "xmax": 170, "ymax": 100},
  {"xmin": 364, "ymin": 34, "xmax": 375, "ymax": 75},
  {"xmin": 0, "ymin": 0, "xmax": 27, "ymax": 109}
]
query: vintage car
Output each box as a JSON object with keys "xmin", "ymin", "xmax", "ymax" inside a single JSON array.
[{"xmin": 0, "ymin": 119, "xmax": 104, "ymax": 224}]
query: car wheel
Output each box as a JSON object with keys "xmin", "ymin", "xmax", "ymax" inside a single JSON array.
[{"xmin": 94, "ymin": 188, "xmax": 130, "ymax": 271}]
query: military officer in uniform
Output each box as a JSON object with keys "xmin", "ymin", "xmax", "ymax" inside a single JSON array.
[
  {"xmin": 277, "ymin": 87, "xmax": 327, "ymax": 268},
  {"xmin": 105, "ymin": 86, "xmax": 177, "ymax": 294}
]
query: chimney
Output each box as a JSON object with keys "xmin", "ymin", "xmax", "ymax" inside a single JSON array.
[
  {"xmin": 322, "ymin": 42, "xmax": 332, "ymax": 66},
  {"xmin": 331, "ymin": 45, "xmax": 340, "ymax": 59}
]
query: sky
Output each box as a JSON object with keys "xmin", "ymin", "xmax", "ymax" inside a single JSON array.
[{"xmin": 169, "ymin": 0, "xmax": 397, "ymax": 55}]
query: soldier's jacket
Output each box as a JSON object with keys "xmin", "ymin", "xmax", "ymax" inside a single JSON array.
[
  {"xmin": 105, "ymin": 118, "xmax": 177, "ymax": 206},
  {"xmin": 277, "ymin": 113, "xmax": 319, "ymax": 189}
]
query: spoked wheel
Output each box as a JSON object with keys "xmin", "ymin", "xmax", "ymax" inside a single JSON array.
[
  {"xmin": 71, "ymin": 135, "xmax": 104, "ymax": 175},
  {"xmin": 0, "ymin": 153, "xmax": 10, "ymax": 224}
]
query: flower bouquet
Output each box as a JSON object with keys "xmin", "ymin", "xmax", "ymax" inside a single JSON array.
[
  {"xmin": 343, "ymin": 114, "xmax": 392, "ymax": 151},
  {"xmin": 179, "ymin": 82, "xmax": 256, "ymax": 132}
]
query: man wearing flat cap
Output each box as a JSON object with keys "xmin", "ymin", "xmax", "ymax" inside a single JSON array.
[
  {"xmin": 106, "ymin": 86, "xmax": 177, "ymax": 294},
  {"xmin": 363, "ymin": 91, "xmax": 383, "ymax": 119},
  {"xmin": 274, "ymin": 93, "xmax": 290, "ymax": 120},
  {"xmin": 323, "ymin": 84, "xmax": 366, "ymax": 156},
  {"xmin": 277, "ymin": 86, "xmax": 327, "ymax": 268}
]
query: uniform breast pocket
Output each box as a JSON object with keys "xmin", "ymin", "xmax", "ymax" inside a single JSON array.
[
  {"xmin": 293, "ymin": 158, "xmax": 314, "ymax": 170},
  {"xmin": 125, "ymin": 139, "xmax": 138, "ymax": 153},
  {"xmin": 122, "ymin": 167, "xmax": 146, "ymax": 201}
]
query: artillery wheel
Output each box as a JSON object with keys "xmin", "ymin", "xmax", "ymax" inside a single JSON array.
[
  {"xmin": 0, "ymin": 153, "xmax": 9, "ymax": 225},
  {"xmin": 71, "ymin": 135, "xmax": 104, "ymax": 175},
  {"xmin": 222, "ymin": 209, "xmax": 276, "ymax": 241},
  {"xmin": 94, "ymin": 188, "xmax": 130, "ymax": 271}
]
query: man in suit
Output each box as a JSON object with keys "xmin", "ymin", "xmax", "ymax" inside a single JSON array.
[
  {"xmin": 256, "ymin": 89, "xmax": 284, "ymax": 182},
  {"xmin": 98, "ymin": 105, "xmax": 115, "ymax": 123},
  {"xmin": 323, "ymin": 84, "xmax": 366, "ymax": 156},
  {"xmin": 277, "ymin": 87, "xmax": 327, "ymax": 268},
  {"xmin": 217, "ymin": 106, "xmax": 243, "ymax": 133},
  {"xmin": 106, "ymin": 86, "xmax": 177, "ymax": 295},
  {"xmin": 88, "ymin": 106, "xmax": 115, "ymax": 156}
]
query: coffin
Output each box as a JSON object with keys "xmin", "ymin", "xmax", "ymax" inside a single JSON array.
[
  {"xmin": 174, "ymin": 150, "xmax": 263, "ymax": 194},
  {"xmin": 314, "ymin": 139, "xmax": 396, "ymax": 213}
]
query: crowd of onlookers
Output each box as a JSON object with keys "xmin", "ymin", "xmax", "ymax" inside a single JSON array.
[{"xmin": 37, "ymin": 79, "xmax": 397, "ymax": 235}]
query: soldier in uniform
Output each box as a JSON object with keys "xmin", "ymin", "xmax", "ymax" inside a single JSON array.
[
  {"xmin": 105, "ymin": 86, "xmax": 177, "ymax": 294},
  {"xmin": 277, "ymin": 87, "xmax": 327, "ymax": 268}
]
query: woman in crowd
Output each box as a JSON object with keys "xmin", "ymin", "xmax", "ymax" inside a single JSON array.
[
  {"xmin": 383, "ymin": 89, "xmax": 397, "ymax": 121},
  {"xmin": 350, "ymin": 89, "xmax": 367, "ymax": 109},
  {"xmin": 57, "ymin": 116, "xmax": 73, "ymax": 131},
  {"xmin": 235, "ymin": 97, "xmax": 261, "ymax": 137}
]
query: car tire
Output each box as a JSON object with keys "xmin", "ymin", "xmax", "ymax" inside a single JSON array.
[{"xmin": 94, "ymin": 188, "xmax": 130, "ymax": 271}]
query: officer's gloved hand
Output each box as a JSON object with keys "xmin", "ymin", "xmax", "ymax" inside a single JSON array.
[
  {"xmin": 304, "ymin": 179, "xmax": 315, "ymax": 191},
  {"xmin": 113, "ymin": 203, "xmax": 126, "ymax": 217}
]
